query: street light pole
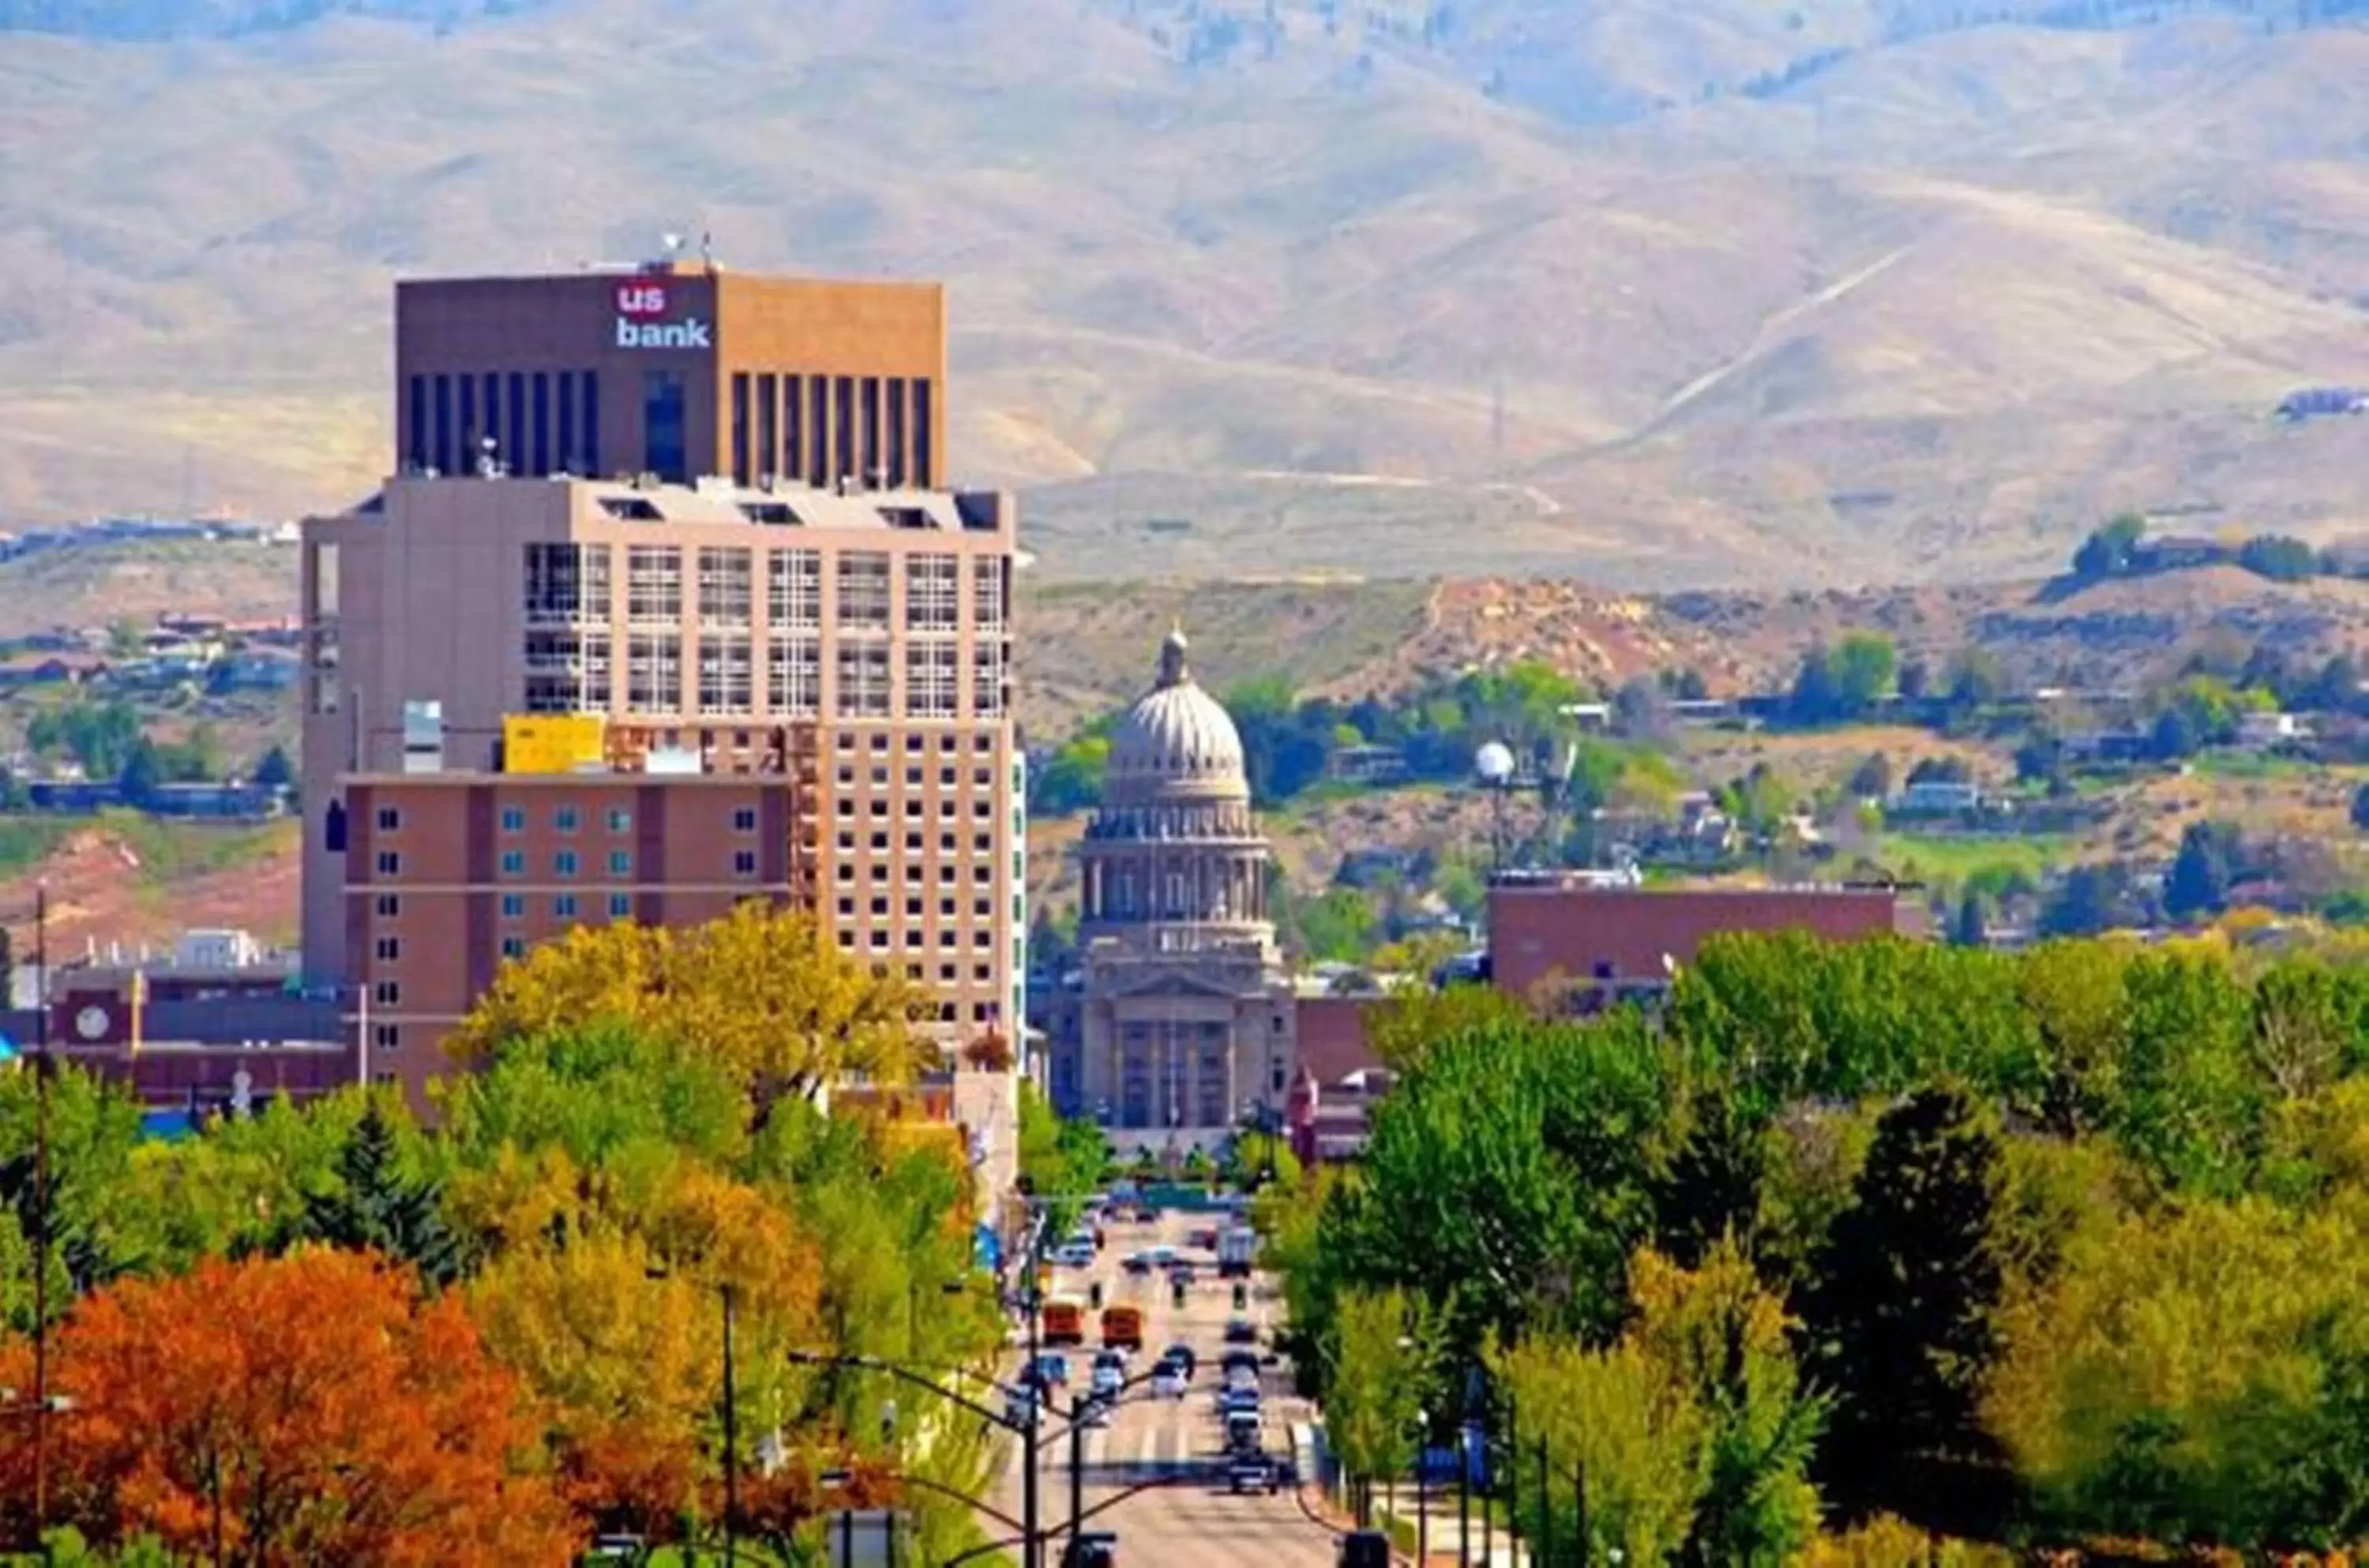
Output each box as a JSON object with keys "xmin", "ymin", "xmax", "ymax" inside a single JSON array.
[
  {"xmin": 32, "ymin": 879, "xmax": 51, "ymax": 1547},
  {"xmin": 722, "ymin": 1282, "xmax": 739, "ymax": 1568}
]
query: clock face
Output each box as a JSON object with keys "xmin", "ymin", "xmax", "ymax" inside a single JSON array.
[{"xmin": 74, "ymin": 1005, "xmax": 109, "ymax": 1041}]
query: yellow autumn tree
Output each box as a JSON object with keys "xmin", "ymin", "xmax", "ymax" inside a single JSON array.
[{"xmin": 449, "ymin": 904, "xmax": 931, "ymax": 1105}]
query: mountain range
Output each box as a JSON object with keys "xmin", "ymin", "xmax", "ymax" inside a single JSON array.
[{"xmin": 3, "ymin": 0, "xmax": 2367, "ymax": 586}]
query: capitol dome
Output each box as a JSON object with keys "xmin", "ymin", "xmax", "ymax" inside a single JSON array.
[{"xmin": 1104, "ymin": 628, "xmax": 1247, "ymax": 804}]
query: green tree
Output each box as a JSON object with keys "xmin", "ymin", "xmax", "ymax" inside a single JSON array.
[
  {"xmin": 1831, "ymin": 633, "xmax": 1898, "ymax": 716},
  {"xmin": 252, "ymin": 744, "xmax": 295, "ymax": 791},
  {"xmin": 1846, "ymin": 752, "xmax": 1892, "ymax": 801},
  {"xmin": 2071, "ymin": 512, "xmax": 2146, "ymax": 578},
  {"xmin": 2165, "ymin": 820, "xmax": 2238, "ymax": 924},
  {"xmin": 1952, "ymin": 890, "xmax": 1988, "ymax": 949},
  {"xmin": 2237, "ymin": 533, "xmax": 2318, "ymax": 582},
  {"xmin": 1317, "ymin": 1009, "xmax": 1671, "ymax": 1359},
  {"xmin": 1031, "ymin": 730, "xmax": 1112, "ymax": 816},
  {"xmin": 1651, "ymin": 1088, "xmax": 1768, "ymax": 1270},
  {"xmin": 105, "ymin": 617, "xmax": 147, "ymax": 660},
  {"xmin": 300, "ymin": 1098, "xmax": 465, "ymax": 1287},
  {"xmin": 1322, "ymin": 1286, "xmax": 1444, "ymax": 1525},
  {"xmin": 1800, "ymin": 1086, "xmax": 2010, "ymax": 1530},
  {"xmin": 115, "ymin": 739, "xmax": 161, "ymax": 808}
]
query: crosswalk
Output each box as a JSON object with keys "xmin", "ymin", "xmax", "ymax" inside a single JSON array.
[{"xmin": 989, "ymin": 1421, "xmax": 1222, "ymax": 1485}]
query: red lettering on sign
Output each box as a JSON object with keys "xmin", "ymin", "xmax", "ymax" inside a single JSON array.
[{"xmin": 614, "ymin": 283, "xmax": 669, "ymax": 320}]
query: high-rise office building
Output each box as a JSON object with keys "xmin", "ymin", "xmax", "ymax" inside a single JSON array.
[
  {"xmin": 396, "ymin": 264, "xmax": 945, "ymax": 490},
  {"xmin": 303, "ymin": 264, "xmax": 1022, "ymax": 1110}
]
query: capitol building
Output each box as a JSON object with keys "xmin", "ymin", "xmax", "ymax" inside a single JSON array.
[{"xmin": 1039, "ymin": 628, "xmax": 1297, "ymax": 1146}]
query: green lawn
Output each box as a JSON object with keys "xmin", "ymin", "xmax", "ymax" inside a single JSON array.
[{"xmin": 1864, "ymin": 831, "xmax": 2074, "ymax": 887}]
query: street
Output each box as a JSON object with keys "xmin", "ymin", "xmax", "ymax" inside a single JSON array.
[{"xmin": 984, "ymin": 1203, "xmax": 1346, "ymax": 1568}]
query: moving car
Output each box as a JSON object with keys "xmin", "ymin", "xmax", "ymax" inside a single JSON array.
[
  {"xmin": 1055, "ymin": 1240, "xmax": 1094, "ymax": 1269},
  {"xmin": 1218, "ymin": 1226, "xmax": 1258, "ymax": 1279},
  {"xmin": 1219, "ymin": 1386, "xmax": 1261, "ymax": 1416},
  {"xmin": 1338, "ymin": 1529, "xmax": 1391, "ymax": 1568},
  {"xmin": 1080, "ymin": 1392, "xmax": 1114, "ymax": 1428},
  {"xmin": 1121, "ymin": 1252, "xmax": 1154, "ymax": 1277},
  {"xmin": 1218, "ymin": 1348, "xmax": 1260, "ymax": 1377},
  {"xmin": 1228, "ymin": 1453, "xmax": 1281, "ymax": 1495},
  {"xmin": 1223, "ymin": 1317, "xmax": 1259, "ymax": 1345},
  {"xmin": 1063, "ymin": 1530, "xmax": 1119, "ymax": 1568},
  {"xmin": 1163, "ymin": 1343, "xmax": 1198, "ymax": 1379},
  {"xmin": 1166, "ymin": 1261, "xmax": 1197, "ymax": 1286},
  {"xmin": 1151, "ymin": 1366, "xmax": 1187, "ymax": 1400},
  {"xmin": 1032, "ymin": 1353, "xmax": 1071, "ymax": 1387},
  {"xmin": 1091, "ymin": 1363, "xmax": 1123, "ymax": 1398},
  {"xmin": 1224, "ymin": 1410, "xmax": 1262, "ymax": 1453},
  {"xmin": 1188, "ymin": 1226, "xmax": 1221, "ymax": 1251}
]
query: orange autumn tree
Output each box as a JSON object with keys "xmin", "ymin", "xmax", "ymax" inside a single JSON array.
[{"xmin": 0, "ymin": 1248, "xmax": 579, "ymax": 1566}]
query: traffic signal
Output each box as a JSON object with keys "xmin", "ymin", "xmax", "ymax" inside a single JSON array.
[
  {"xmin": 1232, "ymin": 1282, "xmax": 1248, "ymax": 1311},
  {"xmin": 1089, "ymin": 1281, "xmax": 1104, "ymax": 1310},
  {"xmin": 1172, "ymin": 1280, "xmax": 1187, "ymax": 1309}
]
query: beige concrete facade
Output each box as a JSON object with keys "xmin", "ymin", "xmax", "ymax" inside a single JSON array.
[{"xmin": 300, "ymin": 474, "xmax": 1023, "ymax": 1098}]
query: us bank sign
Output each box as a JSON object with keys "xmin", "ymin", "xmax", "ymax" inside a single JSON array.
[{"xmin": 614, "ymin": 281, "xmax": 711, "ymax": 349}]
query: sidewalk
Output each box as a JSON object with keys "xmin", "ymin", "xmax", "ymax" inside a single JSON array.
[
  {"xmin": 1378, "ymin": 1483, "xmax": 1528, "ymax": 1568},
  {"xmin": 1297, "ymin": 1423, "xmax": 1527, "ymax": 1568}
]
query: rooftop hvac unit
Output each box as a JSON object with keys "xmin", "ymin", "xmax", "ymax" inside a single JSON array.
[{"xmin": 400, "ymin": 700, "xmax": 444, "ymax": 775}]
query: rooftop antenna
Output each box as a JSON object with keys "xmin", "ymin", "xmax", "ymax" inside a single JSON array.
[{"xmin": 700, "ymin": 230, "xmax": 715, "ymax": 270}]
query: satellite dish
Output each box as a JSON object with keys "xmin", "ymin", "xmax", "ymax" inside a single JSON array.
[{"xmin": 1474, "ymin": 741, "xmax": 1515, "ymax": 786}]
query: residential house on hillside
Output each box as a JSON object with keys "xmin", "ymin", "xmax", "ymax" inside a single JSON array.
[{"xmin": 2236, "ymin": 711, "xmax": 2311, "ymax": 749}]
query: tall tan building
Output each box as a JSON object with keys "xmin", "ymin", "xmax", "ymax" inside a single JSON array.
[{"xmin": 303, "ymin": 266, "xmax": 1022, "ymax": 1109}]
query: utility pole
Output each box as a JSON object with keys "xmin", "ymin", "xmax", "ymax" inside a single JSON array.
[
  {"xmin": 1020, "ymin": 1212, "xmax": 1044, "ymax": 1568},
  {"xmin": 32, "ymin": 880, "xmax": 51, "ymax": 1547},
  {"xmin": 1069, "ymin": 1394, "xmax": 1086, "ymax": 1551}
]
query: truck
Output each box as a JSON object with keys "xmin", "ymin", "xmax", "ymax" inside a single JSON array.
[
  {"xmin": 1100, "ymin": 1303, "xmax": 1144, "ymax": 1351},
  {"xmin": 1218, "ymin": 1226, "xmax": 1257, "ymax": 1279},
  {"xmin": 1042, "ymin": 1297, "xmax": 1087, "ymax": 1347}
]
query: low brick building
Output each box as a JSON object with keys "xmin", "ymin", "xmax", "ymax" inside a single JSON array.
[{"xmin": 1486, "ymin": 871, "xmax": 1909, "ymax": 1009}]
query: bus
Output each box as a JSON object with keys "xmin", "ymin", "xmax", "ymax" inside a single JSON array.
[
  {"xmin": 1100, "ymin": 1303, "xmax": 1144, "ymax": 1351},
  {"xmin": 1043, "ymin": 1296, "xmax": 1087, "ymax": 1347}
]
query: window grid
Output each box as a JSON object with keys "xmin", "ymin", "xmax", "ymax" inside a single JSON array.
[
  {"xmin": 836, "ymin": 644, "xmax": 891, "ymax": 718},
  {"xmin": 972, "ymin": 558, "xmax": 1006, "ymax": 632},
  {"xmin": 524, "ymin": 542, "xmax": 610, "ymax": 625},
  {"xmin": 698, "ymin": 547, "xmax": 753, "ymax": 627},
  {"xmin": 907, "ymin": 642, "xmax": 958, "ymax": 719},
  {"xmin": 768, "ymin": 549, "xmax": 821, "ymax": 631},
  {"xmin": 699, "ymin": 636, "xmax": 754, "ymax": 716},
  {"xmin": 906, "ymin": 554, "xmax": 959, "ymax": 632},
  {"xmin": 768, "ymin": 636, "xmax": 820, "ymax": 717},
  {"xmin": 973, "ymin": 640, "xmax": 1008, "ymax": 718},
  {"xmin": 835, "ymin": 553, "xmax": 891, "ymax": 631},
  {"xmin": 626, "ymin": 546, "xmax": 683, "ymax": 624},
  {"xmin": 627, "ymin": 634, "xmax": 682, "ymax": 714}
]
